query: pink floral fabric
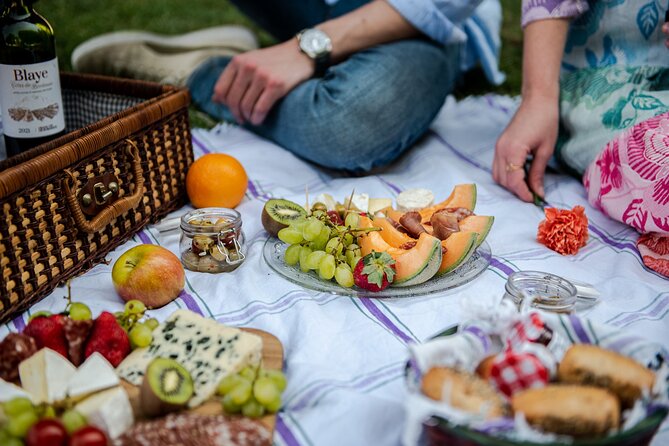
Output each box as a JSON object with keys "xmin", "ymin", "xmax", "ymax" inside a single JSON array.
[{"xmin": 584, "ymin": 112, "xmax": 669, "ymax": 277}]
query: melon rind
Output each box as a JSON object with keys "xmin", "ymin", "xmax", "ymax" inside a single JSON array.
[
  {"xmin": 390, "ymin": 235, "xmax": 443, "ymax": 287},
  {"xmin": 459, "ymin": 215, "xmax": 494, "ymax": 249},
  {"xmin": 436, "ymin": 232, "xmax": 478, "ymax": 275}
]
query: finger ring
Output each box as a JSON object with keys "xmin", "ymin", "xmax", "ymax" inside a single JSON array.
[{"xmin": 505, "ymin": 162, "xmax": 523, "ymax": 172}]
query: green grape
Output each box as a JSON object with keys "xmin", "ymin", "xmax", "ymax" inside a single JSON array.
[
  {"xmin": 278, "ymin": 227, "xmax": 304, "ymax": 245},
  {"xmin": 311, "ymin": 209, "xmax": 326, "ymax": 219},
  {"xmin": 261, "ymin": 369, "xmax": 287, "ymax": 392},
  {"xmin": 253, "ymin": 377, "xmax": 281, "ymax": 406},
  {"xmin": 129, "ymin": 323, "xmax": 153, "ymax": 349},
  {"xmin": 0, "ymin": 429, "xmax": 9, "ymax": 443},
  {"xmin": 144, "ymin": 318, "xmax": 160, "ymax": 331},
  {"xmin": 342, "ymin": 232, "xmax": 354, "ymax": 247},
  {"xmin": 284, "ymin": 244, "xmax": 301, "ymax": 266},
  {"xmin": 124, "ymin": 300, "xmax": 146, "ymax": 315},
  {"xmin": 241, "ymin": 397, "xmax": 266, "ymax": 418},
  {"xmin": 345, "ymin": 244, "xmax": 362, "ymax": 265},
  {"xmin": 319, "ymin": 254, "xmax": 336, "ymax": 280},
  {"xmin": 344, "ymin": 212, "xmax": 360, "ymax": 228},
  {"xmin": 6, "ymin": 410, "xmax": 38, "ymax": 438},
  {"xmin": 290, "ymin": 219, "xmax": 308, "ymax": 231},
  {"xmin": 3, "ymin": 397, "xmax": 33, "ymax": 417},
  {"xmin": 41, "ymin": 405, "xmax": 56, "ymax": 418},
  {"xmin": 311, "ymin": 227, "xmax": 331, "ymax": 251},
  {"xmin": 217, "ymin": 374, "xmax": 244, "ymax": 396},
  {"xmin": 264, "ymin": 395, "xmax": 282, "ymax": 413},
  {"xmin": 348, "ymin": 255, "xmax": 362, "ymax": 271},
  {"xmin": 335, "ymin": 265, "xmax": 355, "ymax": 288},
  {"xmin": 222, "ymin": 393, "xmax": 242, "ymax": 414},
  {"xmin": 302, "ymin": 219, "xmax": 324, "ymax": 241},
  {"xmin": 4, "ymin": 438, "xmax": 23, "ymax": 446},
  {"xmin": 239, "ymin": 366, "xmax": 257, "ymax": 381},
  {"xmin": 325, "ymin": 237, "xmax": 342, "ymax": 256},
  {"xmin": 28, "ymin": 310, "xmax": 51, "ymax": 322},
  {"xmin": 60, "ymin": 409, "xmax": 87, "ymax": 434},
  {"xmin": 229, "ymin": 378, "xmax": 253, "ymax": 405},
  {"xmin": 305, "ymin": 250, "xmax": 327, "ymax": 270},
  {"xmin": 299, "ymin": 246, "xmax": 313, "ymax": 273},
  {"xmin": 69, "ymin": 302, "xmax": 92, "ymax": 321}
]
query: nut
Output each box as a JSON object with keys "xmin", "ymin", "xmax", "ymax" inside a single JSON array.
[{"xmin": 192, "ymin": 235, "xmax": 214, "ymax": 255}]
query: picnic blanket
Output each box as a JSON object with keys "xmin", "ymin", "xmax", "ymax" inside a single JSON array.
[{"xmin": 2, "ymin": 95, "xmax": 668, "ymax": 445}]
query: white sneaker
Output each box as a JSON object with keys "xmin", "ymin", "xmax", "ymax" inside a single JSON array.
[{"xmin": 71, "ymin": 26, "xmax": 258, "ymax": 85}]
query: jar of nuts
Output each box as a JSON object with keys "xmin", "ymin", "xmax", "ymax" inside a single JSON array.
[{"xmin": 180, "ymin": 208, "xmax": 246, "ymax": 273}]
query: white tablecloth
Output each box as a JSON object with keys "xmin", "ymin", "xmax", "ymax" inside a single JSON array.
[{"xmin": 3, "ymin": 95, "xmax": 668, "ymax": 445}]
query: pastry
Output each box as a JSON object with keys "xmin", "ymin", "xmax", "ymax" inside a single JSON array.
[
  {"xmin": 512, "ymin": 385, "xmax": 620, "ymax": 437},
  {"xmin": 421, "ymin": 367, "xmax": 506, "ymax": 419},
  {"xmin": 558, "ymin": 344, "xmax": 655, "ymax": 407}
]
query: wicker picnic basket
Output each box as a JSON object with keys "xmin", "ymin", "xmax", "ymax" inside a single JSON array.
[{"xmin": 0, "ymin": 73, "xmax": 194, "ymax": 323}]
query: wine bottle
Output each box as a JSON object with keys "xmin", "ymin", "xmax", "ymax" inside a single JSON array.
[{"xmin": 0, "ymin": 0, "xmax": 65, "ymax": 158}]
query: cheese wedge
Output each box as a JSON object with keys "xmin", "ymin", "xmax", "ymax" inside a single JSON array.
[
  {"xmin": 67, "ymin": 352, "xmax": 120, "ymax": 401},
  {"xmin": 19, "ymin": 348, "xmax": 76, "ymax": 404},
  {"xmin": 75, "ymin": 386, "xmax": 134, "ymax": 440}
]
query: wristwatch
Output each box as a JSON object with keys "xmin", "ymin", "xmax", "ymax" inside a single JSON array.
[{"xmin": 296, "ymin": 28, "xmax": 332, "ymax": 77}]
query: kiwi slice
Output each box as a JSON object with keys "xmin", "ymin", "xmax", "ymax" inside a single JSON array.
[
  {"xmin": 261, "ymin": 198, "xmax": 307, "ymax": 237},
  {"xmin": 140, "ymin": 357, "xmax": 194, "ymax": 417}
]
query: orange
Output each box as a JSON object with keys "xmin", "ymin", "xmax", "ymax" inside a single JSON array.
[{"xmin": 186, "ymin": 153, "xmax": 248, "ymax": 209}]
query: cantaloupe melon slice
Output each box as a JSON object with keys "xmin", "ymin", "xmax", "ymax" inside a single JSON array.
[
  {"xmin": 458, "ymin": 215, "xmax": 494, "ymax": 249},
  {"xmin": 437, "ymin": 231, "xmax": 477, "ymax": 275},
  {"xmin": 375, "ymin": 218, "xmax": 415, "ymax": 248},
  {"xmin": 358, "ymin": 217, "xmax": 442, "ymax": 287},
  {"xmin": 418, "ymin": 183, "xmax": 477, "ymax": 222}
]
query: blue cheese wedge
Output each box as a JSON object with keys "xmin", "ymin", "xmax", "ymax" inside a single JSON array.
[
  {"xmin": 116, "ymin": 310, "xmax": 262, "ymax": 408},
  {"xmin": 19, "ymin": 348, "xmax": 76, "ymax": 404},
  {"xmin": 67, "ymin": 352, "xmax": 120, "ymax": 401}
]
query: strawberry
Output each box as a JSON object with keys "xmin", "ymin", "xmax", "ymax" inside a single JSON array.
[
  {"xmin": 23, "ymin": 314, "xmax": 68, "ymax": 358},
  {"xmin": 353, "ymin": 251, "xmax": 396, "ymax": 292},
  {"xmin": 84, "ymin": 312, "xmax": 131, "ymax": 367}
]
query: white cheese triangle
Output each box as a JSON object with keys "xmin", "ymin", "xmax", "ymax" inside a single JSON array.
[
  {"xmin": 66, "ymin": 352, "xmax": 120, "ymax": 401},
  {"xmin": 0, "ymin": 378, "xmax": 33, "ymax": 403},
  {"xmin": 74, "ymin": 386, "xmax": 134, "ymax": 440},
  {"xmin": 19, "ymin": 348, "xmax": 76, "ymax": 404}
]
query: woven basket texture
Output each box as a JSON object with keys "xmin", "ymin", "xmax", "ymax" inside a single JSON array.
[{"xmin": 0, "ymin": 73, "xmax": 193, "ymax": 323}]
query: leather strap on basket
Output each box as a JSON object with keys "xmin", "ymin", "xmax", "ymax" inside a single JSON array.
[{"xmin": 63, "ymin": 140, "xmax": 145, "ymax": 234}]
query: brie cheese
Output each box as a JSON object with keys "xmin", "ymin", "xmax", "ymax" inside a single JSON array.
[
  {"xmin": 67, "ymin": 352, "xmax": 120, "ymax": 401},
  {"xmin": 75, "ymin": 386, "xmax": 134, "ymax": 440},
  {"xmin": 19, "ymin": 348, "xmax": 76, "ymax": 404}
]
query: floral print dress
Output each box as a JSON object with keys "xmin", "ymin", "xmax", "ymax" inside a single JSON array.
[{"xmin": 523, "ymin": 0, "xmax": 669, "ymax": 276}]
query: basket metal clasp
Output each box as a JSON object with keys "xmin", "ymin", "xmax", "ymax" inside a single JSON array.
[{"xmin": 78, "ymin": 173, "xmax": 121, "ymax": 216}]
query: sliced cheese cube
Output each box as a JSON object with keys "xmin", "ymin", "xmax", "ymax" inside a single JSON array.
[
  {"xmin": 19, "ymin": 348, "xmax": 76, "ymax": 404},
  {"xmin": 75, "ymin": 386, "xmax": 133, "ymax": 440},
  {"xmin": 117, "ymin": 309, "xmax": 262, "ymax": 408},
  {"xmin": 368, "ymin": 198, "xmax": 393, "ymax": 215},
  {"xmin": 67, "ymin": 352, "xmax": 120, "ymax": 401},
  {"xmin": 314, "ymin": 193, "xmax": 337, "ymax": 211},
  {"xmin": 344, "ymin": 193, "xmax": 369, "ymax": 213}
]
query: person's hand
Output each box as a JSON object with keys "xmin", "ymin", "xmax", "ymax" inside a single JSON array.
[
  {"xmin": 493, "ymin": 96, "xmax": 559, "ymax": 202},
  {"xmin": 212, "ymin": 40, "xmax": 315, "ymax": 125}
]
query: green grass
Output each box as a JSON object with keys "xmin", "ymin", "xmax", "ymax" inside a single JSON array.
[{"xmin": 39, "ymin": 0, "xmax": 522, "ymax": 96}]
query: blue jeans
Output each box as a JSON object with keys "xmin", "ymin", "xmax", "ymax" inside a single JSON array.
[{"xmin": 187, "ymin": 0, "xmax": 461, "ymax": 171}]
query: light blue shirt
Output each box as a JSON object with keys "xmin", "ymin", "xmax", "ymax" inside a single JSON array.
[{"xmin": 326, "ymin": 0, "xmax": 505, "ymax": 85}]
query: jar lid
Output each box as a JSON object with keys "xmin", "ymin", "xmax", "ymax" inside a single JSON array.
[
  {"xmin": 505, "ymin": 271, "xmax": 577, "ymax": 312},
  {"xmin": 180, "ymin": 207, "xmax": 242, "ymax": 232}
]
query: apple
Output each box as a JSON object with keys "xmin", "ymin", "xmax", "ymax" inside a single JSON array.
[{"xmin": 112, "ymin": 244, "xmax": 185, "ymax": 308}]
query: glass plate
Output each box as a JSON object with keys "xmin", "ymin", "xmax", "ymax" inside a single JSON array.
[{"xmin": 262, "ymin": 238, "xmax": 491, "ymax": 298}]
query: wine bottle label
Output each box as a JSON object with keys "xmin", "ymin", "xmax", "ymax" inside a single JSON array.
[{"xmin": 0, "ymin": 58, "xmax": 65, "ymax": 138}]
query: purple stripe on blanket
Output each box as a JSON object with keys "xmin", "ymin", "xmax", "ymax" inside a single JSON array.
[
  {"xmin": 568, "ymin": 314, "xmax": 592, "ymax": 343},
  {"xmin": 137, "ymin": 230, "xmax": 152, "ymax": 245},
  {"xmin": 607, "ymin": 335, "xmax": 643, "ymax": 353},
  {"xmin": 588, "ymin": 225, "xmax": 637, "ymax": 251},
  {"xmin": 12, "ymin": 315, "xmax": 25, "ymax": 332},
  {"xmin": 613, "ymin": 295, "xmax": 669, "ymax": 326},
  {"xmin": 359, "ymin": 298, "xmax": 413, "ymax": 343},
  {"xmin": 177, "ymin": 290, "xmax": 204, "ymax": 316},
  {"xmin": 190, "ymin": 133, "xmax": 211, "ymax": 154},
  {"xmin": 378, "ymin": 177, "xmax": 402, "ymax": 194},
  {"xmin": 488, "ymin": 257, "xmax": 514, "ymax": 276},
  {"xmin": 276, "ymin": 415, "xmax": 302, "ymax": 446}
]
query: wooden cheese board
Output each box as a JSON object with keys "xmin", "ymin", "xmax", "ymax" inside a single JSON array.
[{"xmin": 121, "ymin": 328, "xmax": 284, "ymax": 431}]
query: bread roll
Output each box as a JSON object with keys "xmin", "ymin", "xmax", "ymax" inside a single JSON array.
[
  {"xmin": 512, "ymin": 385, "xmax": 620, "ymax": 437},
  {"xmin": 421, "ymin": 367, "xmax": 506, "ymax": 419},
  {"xmin": 558, "ymin": 344, "xmax": 655, "ymax": 408}
]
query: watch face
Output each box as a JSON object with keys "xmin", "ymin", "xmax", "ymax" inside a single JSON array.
[{"xmin": 299, "ymin": 29, "xmax": 332, "ymax": 58}]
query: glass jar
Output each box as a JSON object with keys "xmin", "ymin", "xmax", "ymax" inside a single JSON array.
[
  {"xmin": 503, "ymin": 271, "xmax": 577, "ymax": 313},
  {"xmin": 180, "ymin": 208, "xmax": 246, "ymax": 273}
]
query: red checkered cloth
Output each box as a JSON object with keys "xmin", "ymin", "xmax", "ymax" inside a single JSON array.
[
  {"xmin": 506, "ymin": 312, "xmax": 549, "ymax": 350},
  {"xmin": 489, "ymin": 350, "xmax": 550, "ymax": 398}
]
